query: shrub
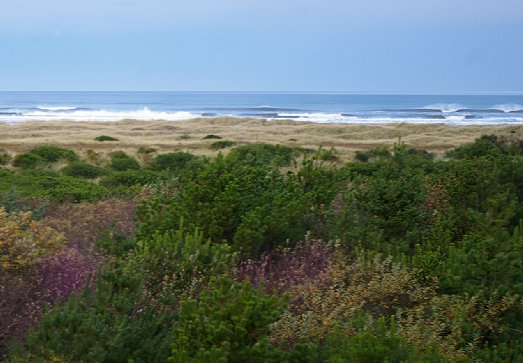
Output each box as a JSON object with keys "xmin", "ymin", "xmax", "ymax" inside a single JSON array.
[
  {"xmin": 0, "ymin": 149, "xmax": 11, "ymax": 166},
  {"xmin": 100, "ymin": 169, "xmax": 161, "ymax": 188},
  {"xmin": 95, "ymin": 135, "xmax": 119, "ymax": 142},
  {"xmin": 447, "ymin": 135, "xmax": 505, "ymax": 159},
  {"xmin": 61, "ymin": 162, "xmax": 107, "ymax": 179},
  {"xmin": 109, "ymin": 151, "xmax": 140, "ymax": 171},
  {"xmin": 210, "ymin": 140, "xmax": 237, "ymax": 150},
  {"xmin": 137, "ymin": 147, "xmax": 156, "ymax": 154},
  {"xmin": 226, "ymin": 143, "xmax": 300, "ymax": 167},
  {"xmin": 238, "ymin": 236, "xmax": 333, "ymax": 294},
  {"xmin": 46, "ymin": 177, "xmax": 108, "ymax": 202},
  {"xmin": 0, "ymin": 208, "xmax": 65, "ymax": 272},
  {"xmin": 270, "ymin": 254, "xmax": 435, "ymax": 347},
  {"xmin": 170, "ymin": 276, "xmax": 287, "ymax": 362},
  {"xmin": 0, "ymin": 170, "xmax": 108, "ymax": 202},
  {"xmin": 147, "ymin": 152, "xmax": 197, "ymax": 172},
  {"xmin": 43, "ymin": 198, "xmax": 138, "ymax": 252},
  {"xmin": 355, "ymin": 150, "xmax": 369, "ymax": 162},
  {"xmin": 28, "ymin": 146, "xmax": 79, "ymax": 163},
  {"xmin": 12, "ymin": 152, "xmax": 45, "ymax": 169},
  {"xmin": 202, "ymin": 134, "xmax": 222, "ymax": 140},
  {"xmin": 85, "ymin": 149, "xmax": 102, "ymax": 165},
  {"xmin": 134, "ymin": 223, "xmax": 235, "ymax": 295},
  {"xmin": 178, "ymin": 134, "xmax": 191, "ymax": 140}
]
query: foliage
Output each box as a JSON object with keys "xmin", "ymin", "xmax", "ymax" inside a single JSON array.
[
  {"xmin": 95, "ymin": 135, "xmax": 119, "ymax": 142},
  {"xmin": 28, "ymin": 146, "xmax": 79, "ymax": 163},
  {"xmin": 12, "ymin": 152, "xmax": 46, "ymax": 169},
  {"xmin": 170, "ymin": 276, "xmax": 286, "ymax": 363},
  {"xmin": 100, "ymin": 169, "xmax": 161, "ymax": 188},
  {"xmin": 239, "ymin": 236, "xmax": 333, "ymax": 293},
  {"xmin": 109, "ymin": 151, "xmax": 141, "ymax": 171},
  {"xmin": 354, "ymin": 150, "xmax": 369, "ymax": 162},
  {"xmin": 210, "ymin": 140, "xmax": 237, "ymax": 149},
  {"xmin": 270, "ymin": 254, "xmax": 435, "ymax": 347},
  {"xmin": 0, "ymin": 208, "xmax": 65, "ymax": 272},
  {"xmin": 7, "ymin": 137, "xmax": 523, "ymax": 361},
  {"xmin": 61, "ymin": 161, "xmax": 107, "ymax": 179},
  {"xmin": 226, "ymin": 143, "xmax": 302, "ymax": 167},
  {"xmin": 0, "ymin": 149, "xmax": 11, "ymax": 166},
  {"xmin": 202, "ymin": 134, "xmax": 222, "ymax": 139},
  {"xmin": 134, "ymin": 222, "xmax": 236, "ymax": 296},
  {"xmin": 0, "ymin": 169, "xmax": 108, "ymax": 202},
  {"xmin": 147, "ymin": 152, "xmax": 198, "ymax": 173}
]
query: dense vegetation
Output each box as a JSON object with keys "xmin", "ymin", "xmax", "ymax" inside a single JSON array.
[{"xmin": 2, "ymin": 135, "xmax": 523, "ymax": 362}]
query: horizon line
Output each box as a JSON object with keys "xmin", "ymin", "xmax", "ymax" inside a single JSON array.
[{"xmin": 1, "ymin": 90, "xmax": 523, "ymax": 96}]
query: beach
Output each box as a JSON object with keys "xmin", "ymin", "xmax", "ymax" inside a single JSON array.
[{"xmin": 1, "ymin": 117, "xmax": 522, "ymax": 159}]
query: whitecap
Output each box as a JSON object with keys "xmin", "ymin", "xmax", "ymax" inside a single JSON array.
[
  {"xmin": 37, "ymin": 106, "xmax": 79, "ymax": 111},
  {"xmin": 423, "ymin": 103, "xmax": 465, "ymax": 113},
  {"xmin": 490, "ymin": 104, "xmax": 523, "ymax": 113}
]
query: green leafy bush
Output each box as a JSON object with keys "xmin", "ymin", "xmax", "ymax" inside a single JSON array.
[
  {"xmin": 61, "ymin": 162, "xmax": 107, "ymax": 179},
  {"xmin": 202, "ymin": 134, "xmax": 222, "ymax": 140},
  {"xmin": 210, "ymin": 140, "xmax": 237, "ymax": 150},
  {"xmin": 28, "ymin": 146, "xmax": 79, "ymax": 163},
  {"xmin": 170, "ymin": 277, "xmax": 286, "ymax": 363},
  {"xmin": 355, "ymin": 150, "xmax": 369, "ymax": 162},
  {"xmin": 100, "ymin": 169, "xmax": 161, "ymax": 188},
  {"xmin": 147, "ymin": 152, "xmax": 197, "ymax": 172},
  {"xmin": 12, "ymin": 152, "xmax": 45, "ymax": 169},
  {"xmin": 226, "ymin": 143, "xmax": 301, "ymax": 167},
  {"xmin": 109, "ymin": 151, "xmax": 140, "ymax": 171},
  {"xmin": 447, "ymin": 135, "xmax": 505, "ymax": 159},
  {"xmin": 95, "ymin": 135, "xmax": 119, "ymax": 142},
  {"xmin": 137, "ymin": 147, "xmax": 156, "ymax": 154}
]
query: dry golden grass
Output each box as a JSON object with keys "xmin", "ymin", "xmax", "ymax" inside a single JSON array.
[{"xmin": 1, "ymin": 117, "xmax": 523, "ymax": 160}]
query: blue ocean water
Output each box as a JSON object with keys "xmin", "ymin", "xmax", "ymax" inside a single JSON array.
[{"xmin": 0, "ymin": 91, "xmax": 522, "ymax": 125}]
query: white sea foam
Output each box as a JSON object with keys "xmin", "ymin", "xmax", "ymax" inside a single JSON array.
[
  {"xmin": 2, "ymin": 107, "xmax": 201, "ymax": 122},
  {"xmin": 37, "ymin": 106, "xmax": 78, "ymax": 111},
  {"xmin": 424, "ymin": 104, "xmax": 465, "ymax": 113},
  {"xmin": 490, "ymin": 104, "xmax": 523, "ymax": 112}
]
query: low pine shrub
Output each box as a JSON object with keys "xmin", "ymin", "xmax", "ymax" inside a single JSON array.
[
  {"xmin": 210, "ymin": 140, "xmax": 237, "ymax": 150},
  {"xmin": 95, "ymin": 135, "xmax": 119, "ymax": 142},
  {"xmin": 61, "ymin": 162, "xmax": 107, "ymax": 179}
]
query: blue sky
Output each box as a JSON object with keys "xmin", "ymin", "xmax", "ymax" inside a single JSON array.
[{"xmin": 1, "ymin": 0, "xmax": 522, "ymax": 92}]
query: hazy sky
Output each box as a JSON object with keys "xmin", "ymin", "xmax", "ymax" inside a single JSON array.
[{"xmin": 1, "ymin": 0, "xmax": 522, "ymax": 92}]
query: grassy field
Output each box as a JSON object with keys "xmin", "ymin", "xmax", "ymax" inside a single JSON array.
[{"xmin": 2, "ymin": 117, "xmax": 523, "ymax": 160}]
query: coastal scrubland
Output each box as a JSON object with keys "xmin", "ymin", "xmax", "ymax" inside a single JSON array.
[{"xmin": 2, "ymin": 124, "xmax": 523, "ymax": 361}]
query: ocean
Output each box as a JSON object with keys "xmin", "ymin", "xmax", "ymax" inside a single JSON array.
[{"xmin": 1, "ymin": 91, "xmax": 522, "ymax": 125}]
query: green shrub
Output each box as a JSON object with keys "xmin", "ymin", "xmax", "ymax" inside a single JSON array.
[
  {"xmin": 447, "ymin": 135, "xmax": 505, "ymax": 159},
  {"xmin": 226, "ymin": 143, "xmax": 301, "ymax": 167},
  {"xmin": 110, "ymin": 151, "xmax": 140, "ymax": 171},
  {"xmin": 147, "ymin": 152, "xmax": 197, "ymax": 172},
  {"xmin": 12, "ymin": 152, "xmax": 45, "ymax": 169},
  {"xmin": 355, "ymin": 150, "xmax": 369, "ymax": 162},
  {"xmin": 202, "ymin": 134, "xmax": 222, "ymax": 140},
  {"xmin": 95, "ymin": 135, "xmax": 119, "ymax": 142},
  {"xmin": 61, "ymin": 162, "xmax": 107, "ymax": 179},
  {"xmin": 47, "ymin": 177, "xmax": 108, "ymax": 202},
  {"xmin": 137, "ymin": 147, "xmax": 156, "ymax": 154},
  {"xmin": 170, "ymin": 276, "xmax": 286, "ymax": 363},
  {"xmin": 0, "ymin": 149, "xmax": 11, "ymax": 166},
  {"xmin": 100, "ymin": 169, "xmax": 161, "ymax": 188},
  {"xmin": 29, "ymin": 146, "xmax": 79, "ymax": 162},
  {"xmin": 178, "ymin": 134, "xmax": 191, "ymax": 140},
  {"xmin": 210, "ymin": 140, "xmax": 237, "ymax": 150},
  {"xmin": 322, "ymin": 318, "xmax": 446, "ymax": 362},
  {"xmin": 368, "ymin": 146, "xmax": 391, "ymax": 159}
]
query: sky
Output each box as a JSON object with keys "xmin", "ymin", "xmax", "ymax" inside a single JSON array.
[{"xmin": 0, "ymin": 0, "xmax": 522, "ymax": 93}]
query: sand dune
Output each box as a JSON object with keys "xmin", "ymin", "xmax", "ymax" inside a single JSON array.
[{"xmin": 1, "ymin": 118, "xmax": 522, "ymax": 160}]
